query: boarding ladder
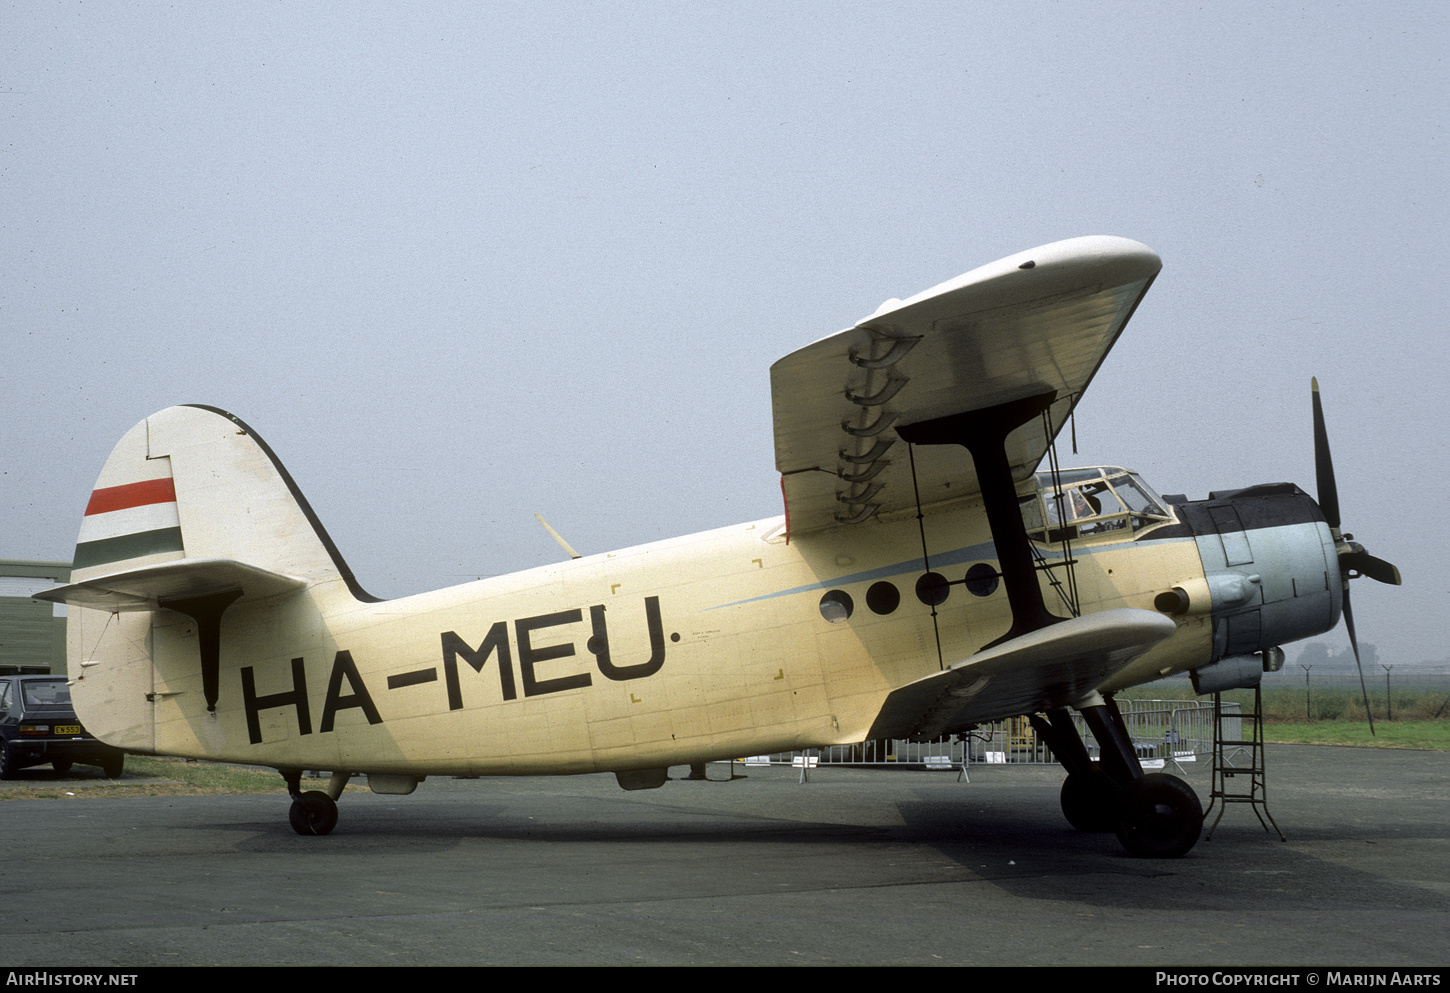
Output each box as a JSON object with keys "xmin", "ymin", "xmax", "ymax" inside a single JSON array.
[{"xmin": 1205, "ymin": 687, "xmax": 1284, "ymax": 841}]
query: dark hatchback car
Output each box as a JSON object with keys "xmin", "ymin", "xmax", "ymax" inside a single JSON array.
[{"xmin": 0, "ymin": 675, "xmax": 124, "ymax": 779}]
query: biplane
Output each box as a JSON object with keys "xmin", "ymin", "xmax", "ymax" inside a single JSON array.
[{"xmin": 37, "ymin": 236, "xmax": 1398, "ymax": 857}]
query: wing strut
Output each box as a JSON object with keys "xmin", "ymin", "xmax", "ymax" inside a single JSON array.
[
  {"xmin": 1037, "ymin": 404, "xmax": 1082, "ymax": 618},
  {"xmin": 906, "ymin": 442, "xmax": 946, "ymax": 671},
  {"xmin": 898, "ymin": 390, "xmax": 1067, "ymax": 650}
]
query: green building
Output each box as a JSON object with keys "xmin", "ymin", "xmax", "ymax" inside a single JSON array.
[{"xmin": 0, "ymin": 560, "xmax": 71, "ymax": 674}]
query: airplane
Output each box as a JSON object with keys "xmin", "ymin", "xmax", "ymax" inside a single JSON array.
[{"xmin": 35, "ymin": 236, "xmax": 1400, "ymax": 858}]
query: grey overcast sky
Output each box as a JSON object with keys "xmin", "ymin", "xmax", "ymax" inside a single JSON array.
[{"xmin": 3, "ymin": 3, "xmax": 1446, "ymax": 666}]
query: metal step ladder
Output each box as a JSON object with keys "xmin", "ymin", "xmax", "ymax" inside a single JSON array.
[{"xmin": 1205, "ymin": 687, "xmax": 1285, "ymax": 841}]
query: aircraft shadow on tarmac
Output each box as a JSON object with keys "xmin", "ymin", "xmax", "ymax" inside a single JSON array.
[{"xmin": 164, "ymin": 780, "xmax": 1449, "ymax": 922}]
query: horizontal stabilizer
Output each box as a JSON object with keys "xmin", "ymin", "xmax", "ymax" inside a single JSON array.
[
  {"xmin": 866, "ymin": 608, "xmax": 1177, "ymax": 741},
  {"xmin": 34, "ymin": 558, "xmax": 307, "ymax": 612}
]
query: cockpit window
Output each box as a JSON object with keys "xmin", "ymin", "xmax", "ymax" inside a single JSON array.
[
  {"xmin": 1022, "ymin": 467, "xmax": 1172, "ymax": 544},
  {"xmin": 1114, "ymin": 475, "xmax": 1167, "ymax": 516}
]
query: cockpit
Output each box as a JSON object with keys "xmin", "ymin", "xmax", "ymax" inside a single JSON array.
[{"xmin": 1020, "ymin": 467, "xmax": 1174, "ymax": 544}]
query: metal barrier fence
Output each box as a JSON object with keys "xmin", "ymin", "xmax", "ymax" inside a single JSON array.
[{"xmin": 737, "ymin": 699, "xmax": 1232, "ymax": 772}]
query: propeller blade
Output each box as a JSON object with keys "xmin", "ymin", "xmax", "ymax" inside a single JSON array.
[
  {"xmin": 1312, "ymin": 376, "xmax": 1394, "ymax": 736},
  {"xmin": 1342, "ymin": 587, "xmax": 1376, "ymax": 735},
  {"xmin": 1341, "ymin": 549, "xmax": 1403, "ymax": 586},
  {"xmin": 1311, "ymin": 377, "xmax": 1341, "ymax": 531}
]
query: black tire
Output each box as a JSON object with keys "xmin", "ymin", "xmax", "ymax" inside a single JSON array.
[
  {"xmin": 0, "ymin": 741, "xmax": 19, "ymax": 780},
  {"xmin": 1114, "ymin": 773, "xmax": 1203, "ymax": 858},
  {"xmin": 1060, "ymin": 769, "xmax": 1118, "ymax": 832},
  {"xmin": 289, "ymin": 790, "xmax": 339, "ymax": 836},
  {"xmin": 101, "ymin": 753, "xmax": 124, "ymax": 779},
  {"xmin": 52, "ymin": 759, "xmax": 73, "ymax": 776}
]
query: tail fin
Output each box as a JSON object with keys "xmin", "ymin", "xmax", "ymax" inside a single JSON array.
[
  {"xmin": 51, "ymin": 405, "xmax": 376, "ymax": 607},
  {"xmin": 39, "ymin": 406, "xmax": 376, "ymax": 751}
]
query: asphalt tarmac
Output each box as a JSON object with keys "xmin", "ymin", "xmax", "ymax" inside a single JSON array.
[{"xmin": 0, "ymin": 745, "xmax": 1444, "ymax": 967}]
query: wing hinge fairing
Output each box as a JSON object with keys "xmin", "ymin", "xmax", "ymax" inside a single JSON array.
[
  {"xmin": 836, "ymin": 330, "xmax": 922, "ymax": 523},
  {"xmin": 849, "ymin": 335, "xmax": 921, "ymax": 370}
]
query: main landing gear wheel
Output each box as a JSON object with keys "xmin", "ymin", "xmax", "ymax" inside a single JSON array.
[
  {"xmin": 1060, "ymin": 769, "xmax": 1118, "ymax": 833},
  {"xmin": 289, "ymin": 790, "xmax": 339, "ymax": 836},
  {"xmin": 1114, "ymin": 773, "xmax": 1203, "ymax": 858}
]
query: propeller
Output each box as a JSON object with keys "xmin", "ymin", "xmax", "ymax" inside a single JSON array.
[{"xmin": 1311, "ymin": 378, "xmax": 1402, "ymax": 734}]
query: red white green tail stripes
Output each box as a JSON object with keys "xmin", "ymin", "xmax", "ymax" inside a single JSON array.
[{"xmin": 74, "ymin": 466, "xmax": 184, "ymax": 571}]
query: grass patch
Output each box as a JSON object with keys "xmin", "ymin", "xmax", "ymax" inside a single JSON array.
[
  {"xmin": 1119, "ymin": 682, "xmax": 1450, "ymax": 725},
  {"xmin": 124, "ymin": 755, "xmax": 333, "ymax": 792},
  {"xmin": 1115, "ymin": 685, "xmax": 1450, "ymax": 751},
  {"xmin": 1262, "ymin": 721, "xmax": 1450, "ymax": 750},
  {"xmin": 0, "ymin": 755, "xmax": 340, "ymax": 800}
]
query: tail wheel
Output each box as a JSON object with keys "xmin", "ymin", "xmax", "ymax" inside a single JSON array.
[
  {"xmin": 289, "ymin": 790, "xmax": 339, "ymax": 836},
  {"xmin": 1115, "ymin": 773, "xmax": 1203, "ymax": 858},
  {"xmin": 101, "ymin": 753, "xmax": 124, "ymax": 779}
]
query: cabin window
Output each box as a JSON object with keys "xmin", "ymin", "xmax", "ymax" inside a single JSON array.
[
  {"xmin": 866, "ymin": 581, "xmax": 900, "ymax": 615},
  {"xmin": 819, "ymin": 589, "xmax": 854, "ymax": 623}
]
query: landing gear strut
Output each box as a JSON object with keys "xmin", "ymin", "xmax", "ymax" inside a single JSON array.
[
  {"xmin": 1031, "ymin": 710, "xmax": 1117, "ymax": 832},
  {"xmin": 282, "ymin": 768, "xmax": 340, "ymax": 836},
  {"xmin": 1032, "ymin": 700, "xmax": 1203, "ymax": 857}
]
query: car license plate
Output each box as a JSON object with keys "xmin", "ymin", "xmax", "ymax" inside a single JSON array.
[{"xmin": 54, "ymin": 725, "xmax": 82, "ymax": 735}]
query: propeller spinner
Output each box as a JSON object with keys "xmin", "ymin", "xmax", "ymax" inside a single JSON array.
[{"xmin": 1311, "ymin": 378, "xmax": 1403, "ymax": 734}]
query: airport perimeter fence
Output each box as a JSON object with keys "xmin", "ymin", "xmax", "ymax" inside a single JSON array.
[{"xmin": 731, "ymin": 699, "xmax": 1230, "ymax": 774}]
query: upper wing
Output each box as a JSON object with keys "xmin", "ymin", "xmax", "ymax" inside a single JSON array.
[{"xmin": 770, "ymin": 236, "xmax": 1161, "ymax": 534}]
